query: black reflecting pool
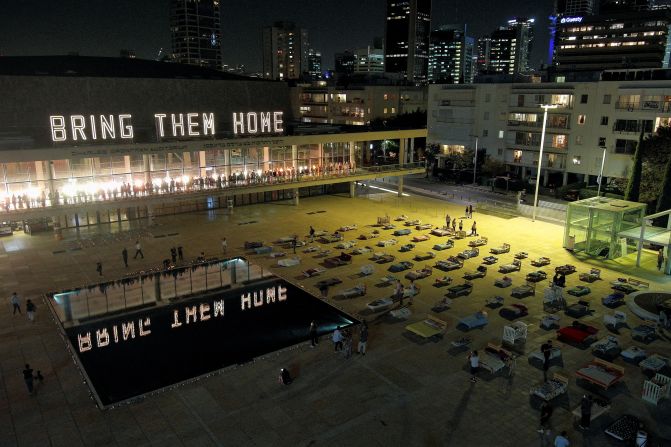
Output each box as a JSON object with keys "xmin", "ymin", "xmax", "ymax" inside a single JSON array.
[{"xmin": 64, "ymin": 277, "xmax": 357, "ymax": 407}]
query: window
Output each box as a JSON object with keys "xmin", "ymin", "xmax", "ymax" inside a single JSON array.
[
  {"xmin": 578, "ymin": 115, "xmax": 586, "ymax": 125},
  {"xmin": 517, "ymin": 95, "xmax": 525, "ymax": 107},
  {"xmin": 383, "ymin": 108, "xmax": 388, "ymax": 114},
  {"xmin": 556, "ymin": 75, "xmax": 566, "ymax": 83},
  {"xmin": 603, "ymin": 94, "xmax": 611, "ymax": 104},
  {"xmin": 484, "ymin": 111, "xmax": 490, "ymax": 120},
  {"xmin": 534, "ymin": 94, "xmax": 545, "ymax": 105},
  {"xmin": 615, "ymin": 139, "xmax": 637, "ymax": 154},
  {"xmin": 552, "ymin": 135, "xmax": 567, "ymax": 148},
  {"xmin": 581, "ymin": 94, "xmax": 589, "ymax": 104},
  {"xmin": 485, "ymin": 93, "xmax": 491, "ymax": 102},
  {"xmin": 572, "ymin": 156, "xmax": 582, "ymax": 165},
  {"xmin": 391, "ymin": 107, "xmax": 396, "ymax": 113},
  {"xmin": 498, "ymin": 130, "xmax": 504, "ymax": 139},
  {"xmin": 383, "ymin": 93, "xmax": 388, "ymax": 100},
  {"xmin": 601, "ymin": 116, "xmax": 609, "ymax": 126},
  {"xmin": 513, "ymin": 150, "xmax": 522, "ymax": 163},
  {"xmin": 575, "ymin": 135, "xmax": 583, "ymax": 145},
  {"xmin": 598, "ymin": 137, "xmax": 606, "ymax": 147},
  {"xmin": 482, "ymin": 129, "xmax": 489, "ymax": 137}
]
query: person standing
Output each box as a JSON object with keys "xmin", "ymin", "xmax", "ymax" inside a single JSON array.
[
  {"xmin": 309, "ymin": 321, "xmax": 319, "ymax": 347},
  {"xmin": 459, "ymin": 220, "xmax": 463, "ymax": 232},
  {"xmin": 579, "ymin": 395, "xmax": 593, "ymax": 430},
  {"xmin": 658, "ymin": 249, "xmax": 665, "ymax": 271},
  {"xmin": 554, "ymin": 431, "xmax": 570, "ymax": 447},
  {"xmin": 292, "ymin": 237, "xmax": 297, "ymax": 254},
  {"xmin": 26, "ymin": 299, "xmax": 36, "ymax": 322},
  {"xmin": 178, "ymin": 246, "xmax": 184, "ymax": 261},
  {"xmin": 358, "ymin": 321, "xmax": 368, "ymax": 355},
  {"xmin": 170, "ymin": 247, "xmax": 177, "ymax": 263},
  {"xmin": 395, "ymin": 280, "xmax": 404, "ymax": 306},
  {"xmin": 22, "ymin": 364, "xmax": 34, "ymax": 395},
  {"xmin": 469, "ymin": 204, "xmax": 474, "ymax": 218},
  {"xmin": 309, "ymin": 226, "xmax": 315, "ymax": 243},
  {"xmin": 445, "ymin": 213, "xmax": 451, "ymax": 229},
  {"xmin": 10, "ymin": 292, "xmax": 21, "ymax": 315},
  {"xmin": 471, "ymin": 221, "xmax": 477, "ymax": 236},
  {"xmin": 332, "ymin": 326, "xmax": 343, "ymax": 351},
  {"xmin": 134, "ymin": 240, "xmax": 144, "ymax": 259},
  {"xmin": 541, "ymin": 340, "xmax": 553, "ymax": 382},
  {"xmin": 469, "ymin": 350, "xmax": 480, "ymax": 382},
  {"xmin": 452, "ymin": 218, "xmax": 457, "ymax": 232},
  {"xmin": 96, "ymin": 262, "xmax": 103, "ymax": 276},
  {"xmin": 221, "ymin": 237, "xmax": 228, "ymax": 255},
  {"xmin": 539, "ymin": 400, "xmax": 553, "ymax": 429},
  {"xmin": 121, "ymin": 248, "xmax": 128, "ymax": 267}
]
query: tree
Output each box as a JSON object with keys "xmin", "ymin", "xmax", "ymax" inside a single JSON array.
[
  {"xmin": 481, "ymin": 157, "xmax": 507, "ymax": 178},
  {"xmin": 656, "ymin": 157, "xmax": 671, "ymax": 226},
  {"xmin": 624, "ymin": 129, "xmax": 645, "ymax": 202}
]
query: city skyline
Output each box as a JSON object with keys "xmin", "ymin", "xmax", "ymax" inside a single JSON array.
[{"xmin": 0, "ymin": 0, "xmax": 551, "ymax": 72}]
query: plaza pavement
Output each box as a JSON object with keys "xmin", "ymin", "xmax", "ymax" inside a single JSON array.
[{"xmin": 0, "ymin": 186, "xmax": 670, "ymax": 447}]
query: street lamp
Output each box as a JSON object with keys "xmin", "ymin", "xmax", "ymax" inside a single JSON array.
[
  {"xmin": 532, "ymin": 104, "xmax": 559, "ymax": 221},
  {"xmin": 596, "ymin": 147, "xmax": 607, "ymax": 197}
]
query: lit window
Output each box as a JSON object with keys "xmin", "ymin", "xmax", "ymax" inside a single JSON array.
[
  {"xmin": 572, "ymin": 156, "xmax": 581, "ymax": 165},
  {"xmin": 578, "ymin": 115, "xmax": 586, "ymax": 125},
  {"xmin": 383, "ymin": 108, "xmax": 388, "ymax": 114},
  {"xmin": 498, "ymin": 130, "xmax": 504, "ymax": 139}
]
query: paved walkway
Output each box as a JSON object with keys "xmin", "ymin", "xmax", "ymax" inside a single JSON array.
[{"xmin": 0, "ymin": 188, "xmax": 670, "ymax": 446}]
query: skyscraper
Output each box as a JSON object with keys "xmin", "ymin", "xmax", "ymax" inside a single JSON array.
[
  {"xmin": 307, "ymin": 49, "xmax": 322, "ymax": 80},
  {"xmin": 486, "ymin": 18, "xmax": 535, "ymax": 75},
  {"xmin": 170, "ymin": 0, "xmax": 222, "ymax": 70},
  {"xmin": 476, "ymin": 36, "xmax": 492, "ymax": 74},
  {"xmin": 262, "ymin": 22, "xmax": 310, "ymax": 80},
  {"xmin": 384, "ymin": 0, "xmax": 432, "ymax": 82},
  {"xmin": 428, "ymin": 25, "xmax": 474, "ymax": 83}
]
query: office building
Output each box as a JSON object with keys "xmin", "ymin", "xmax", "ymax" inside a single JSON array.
[
  {"xmin": 384, "ymin": 0, "xmax": 432, "ymax": 82},
  {"xmin": 307, "ymin": 49, "xmax": 322, "ymax": 80},
  {"xmin": 262, "ymin": 21, "xmax": 310, "ymax": 80},
  {"xmin": 170, "ymin": 0, "xmax": 222, "ymax": 70},
  {"xmin": 428, "ymin": 68, "xmax": 671, "ymax": 188},
  {"xmin": 552, "ymin": 9, "xmax": 671, "ymax": 72},
  {"xmin": 353, "ymin": 47, "xmax": 385, "ymax": 74},
  {"xmin": 335, "ymin": 51, "xmax": 356, "ymax": 75},
  {"xmin": 555, "ymin": 0, "xmax": 597, "ymax": 15},
  {"xmin": 483, "ymin": 18, "xmax": 535, "ymax": 75},
  {"xmin": 476, "ymin": 37, "xmax": 492, "ymax": 74},
  {"xmin": 428, "ymin": 25, "xmax": 474, "ymax": 83}
]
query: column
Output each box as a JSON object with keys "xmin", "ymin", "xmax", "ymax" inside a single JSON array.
[
  {"xmin": 409, "ymin": 138, "xmax": 415, "ymax": 164},
  {"xmin": 263, "ymin": 146, "xmax": 270, "ymax": 171},
  {"xmin": 199, "ymin": 151, "xmax": 207, "ymax": 178},
  {"xmin": 291, "ymin": 145, "xmax": 298, "ymax": 169},
  {"xmin": 562, "ymin": 171, "xmax": 568, "ymax": 186},
  {"xmin": 52, "ymin": 214, "xmax": 63, "ymax": 239},
  {"xmin": 142, "ymin": 154, "xmax": 151, "ymax": 183},
  {"xmin": 293, "ymin": 188, "xmax": 299, "ymax": 206},
  {"xmin": 398, "ymin": 177, "xmax": 404, "ymax": 196},
  {"xmin": 348, "ymin": 141, "xmax": 356, "ymax": 172},
  {"xmin": 398, "ymin": 138, "xmax": 406, "ymax": 196},
  {"xmin": 543, "ymin": 169, "xmax": 549, "ymax": 187},
  {"xmin": 349, "ymin": 182, "xmax": 356, "ymax": 198},
  {"xmin": 147, "ymin": 205, "xmax": 154, "ymax": 225},
  {"xmin": 223, "ymin": 149, "xmax": 231, "ymax": 179}
]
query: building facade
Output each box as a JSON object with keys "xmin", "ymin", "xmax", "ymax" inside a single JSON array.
[
  {"xmin": 0, "ymin": 57, "xmax": 425, "ymax": 231},
  {"xmin": 292, "ymin": 84, "xmax": 427, "ymax": 126},
  {"xmin": 384, "ymin": 0, "xmax": 432, "ymax": 82},
  {"xmin": 307, "ymin": 49, "xmax": 322, "ymax": 80},
  {"xmin": 428, "ymin": 25, "xmax": 475, "ymax": 83},
  {"xmin": 480, "ymin": 18, "xmax": 535, "ymax": 75},
  {"xmin": 170, "ymin": 0, "xmax": 222, "ymax": 70},
  {"xmin": 427, "ymin": 69, "xmax": 671, "ymax": 187},
  {"xmin": 552, "ymin": 10, "xmax": 671, "ymax": 72},
  {"xmin": 262, "ymin": 22, "xmax": 310, "ymax": 80}
]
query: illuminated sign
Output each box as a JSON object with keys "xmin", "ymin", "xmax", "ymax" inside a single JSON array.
[
  {"xmin": 560, "ymin": 16, "xmax": 583, "ymax": 24},
  {"xmin": 49, "ymin": 111, "xmax": 284, "ymax": 142},
  {"xmin": 64, "ymin": 279, "xmax": 355, "ymax": 406}
]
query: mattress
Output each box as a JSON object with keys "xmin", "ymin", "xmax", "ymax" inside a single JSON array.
[
  {"xmin": 576, "ymin": 365, "xmax": 619, "ymax": 386},
  {"xmin": 558, "ymin": 326, "xmax": 591, "ymax": 343}
]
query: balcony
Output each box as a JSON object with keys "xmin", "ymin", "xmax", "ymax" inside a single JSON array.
[
  {"xmin": 615, "ymin": 101, "xmax": 671, "ymax": 112},
  {"xmin": 438, "ymin": 99, "xmax": 475, "ymax": 107}
]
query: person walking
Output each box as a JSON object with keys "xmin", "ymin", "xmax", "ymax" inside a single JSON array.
[
  {"xmin": 309, "ymin": 321, "xmax": 319, "ymax": 347},
  {"xmin": 178, "ymin": 246, "xmax": 184, "ymax": 261},
  {"xmin": 579, "ymin": 395, "xmax": 593, "ymax": 430},
  {"xmin": 332, "ymin": 326, "xmax": 343, "ymax": 351},
  {"xmin": 469, "ymin": 350, "xmax": 480, "ymax": 382},
  {"xmin": 541, "ymin": 340, "xmax": 553, "ymax": 382},
  {"xmin": 452, "ymin": 218, "xmax": 457, "ymax": 232},
  {"xmin": 121, "ymin": 248, "xmax": 128, "ymax": 267},
  {"xmin": 469, "ymin": 204, "xmax": 473, "ymax": 218},
  {"xmin": 26, "ymin": 299, "xmax": 36, "ymax": 322},
  {"xmin": 445, "ymin": 213, "xmax": 451, "ymax": 229},
  {"xmin": 658, "ymin": 249, "xmax": 665, "ymax": 271},
  {"xmin": 358, "ymin": 321, "xmax": 368, "ymax": 355},
  {"xmin": 459, "ymin": 220, "xmax": 463, "ymax": 232},
  {"xmin": 221, "ymin": 237, "xmax": 228, "ymax": 255},
  {"xmin": 96, "ymin": 262, "xmax": 103, "ymax": 276},
  {"xmin": 309, "ymin": 226, "xmax": 315, "ymax": 243},
  {"xmin": 465, "ymin": 206, "xmax": 469, "ymax": 218},
  {"xmin": 22, "ymin": 364, "xmax": 34, "ymax": 395},
  {"xmin": 10, "ymin": 292, "xmax": 21, "ymax": 315},
  {"xmin": 134, "ymin": 240, "xmax": 144, "ymax": 259}
]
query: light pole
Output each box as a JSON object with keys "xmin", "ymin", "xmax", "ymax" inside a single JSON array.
[
  {"xmin": 596, "ymin": 147, "xmax": 607, "ymax": 197},
  {"xmin": 472, "ymin": 136, "xmax": 479, "ymax": 185},
  {"xmin": 532, "ymin": 104, "xmax": 559, "ymax": 221}
]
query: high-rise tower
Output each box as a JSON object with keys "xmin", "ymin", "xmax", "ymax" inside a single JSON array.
[
  {"xmin": 384, "ymin": 0, "xmax": 432, "ymax": 82},
  {"xmin": 170, "ymin": 0, "xmax": 222, "ymax": 70}
]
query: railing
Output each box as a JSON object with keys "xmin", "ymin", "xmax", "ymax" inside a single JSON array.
[{"xmin": 47, "ymin": 257, "xmax": 272, "ymax": 326}]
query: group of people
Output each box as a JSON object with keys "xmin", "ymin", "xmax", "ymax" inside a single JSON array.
[
  {"xmin": 22, "ymin": 364, "xmax": 44, "ymax": 395},
  {"xmin": 10, "ymin": 292, "xmax": 37, "ymax": 322},
  {"xmin": 329, "ymin": 322, "xmax": 369, "ymax": 357}
]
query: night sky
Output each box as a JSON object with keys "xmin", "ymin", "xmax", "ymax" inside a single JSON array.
[{"xmin": 0, "ymin": 0, "xmax": 553, "ymax": 71}]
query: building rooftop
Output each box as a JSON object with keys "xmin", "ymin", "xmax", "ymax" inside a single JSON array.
[{"xmin": 0, "ymin": 55, "xmax": 264, "ymax": 81}]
